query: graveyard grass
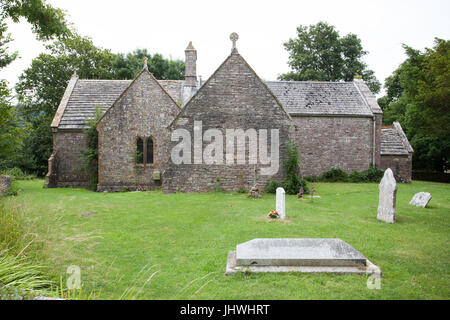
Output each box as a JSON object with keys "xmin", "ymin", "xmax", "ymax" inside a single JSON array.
[{"xmin": 2, "ymin": 179, "xmax": 449, "ymax": 299}]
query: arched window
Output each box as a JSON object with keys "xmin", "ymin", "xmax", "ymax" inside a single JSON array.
[
  {"xmin": 136, "ymin": 137, "xmax": 144, "ymax": 164},
  {"xmin": 146, "ymin": 138, "xmax": 154, "ymax": 164}
]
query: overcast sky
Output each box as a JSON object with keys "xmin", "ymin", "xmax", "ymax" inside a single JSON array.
[{"xmin": 1, "ymin": 0, "xmax": 449, "ymax": 97}]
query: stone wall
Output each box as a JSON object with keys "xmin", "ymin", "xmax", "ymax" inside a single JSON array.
[
  {"xmin": 292, "ymin": 116, "xmax": 374, "ymax": 177},
  {"xmin": 96, "ymin": 69, "xmax": 180, "ymax": 192},
  {"xmin": 380, "ymin": 154, "xmax": 412, "ymax": 183},
  {"xmin": 46, "ymin": 130, "xmax": 88, "ymax": 188},
  {"xmin": 0, "ymin": 175, "xmax": 11, "ymax": 195},
  {"xmin": 163, "ymin": 52, "xmax": 294, "ymax": 193}
]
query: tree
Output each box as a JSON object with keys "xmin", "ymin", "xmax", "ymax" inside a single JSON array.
[
  {"xmin": 113, "ymin": 49, "xmax": 184, "ymax": 80},
  {"xmin": 0, "ymin": 0, "xmax": 69, "ymax": 172},
  {"xmin": 279, "ymin": 22, "xmax": 381, "ymax": 93},
  {"xmin": 416, "ymin": 39, "xmax": 450, "ymax": 140},
  {"xmin": 378, "ymin": 38, "xmax": 449, "ymax": 172},
  {"xmin": 0, "ymin": 19, "xmax": 17, "ymax": 69},
  {"xmin": 14, "ymin": 34, "xmax": 116, "ymax": 175},
  {"xmin": 0, "ymin": 81, "xmax": 22, "ymax": 168},
  {"xmin": 0, "ymin": 0, "xmax": 70, "ymax": 40},
  {"xmin": 16, "ymin": 34, "xmax": 117, "ymax": 122}
]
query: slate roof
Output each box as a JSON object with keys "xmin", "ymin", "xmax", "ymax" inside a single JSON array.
[
  {"xmin": 381, "ymin": 122, "xmax": 413, "ymax": 155},
  {"xmin": 56, "ymin": 78, "xmax": 183, "ymax": 130},
  {"xmin": 54, "ymin": 78, "xmax": 377, "ymax": 130},
  {"xmin": 266, "ymin": 81, "xmax": 374, "ymax": 116}
]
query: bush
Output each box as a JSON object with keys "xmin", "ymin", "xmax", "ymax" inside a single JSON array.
[
  {"xmin": 349, "ymin": 170, "xmax": 366, "ymax": 182},
  {"xmin": 304, "ymin": 175, "xmax": 320, "ymax": 182},
  {"xmin": 0, "ymin": 168, "xmax": 35, "ymax": 181},
  {"xmin": 264, "ymin": 179, "xmax": 283, "ymax": 193},
  {"xmin": 322, "ymin": 168, "xmax": 348, "ymax": 182},
  {"xmin": 304, "ymin": 165, "xmax": 384, "ymax": 183},
  {"xmin": 237, "ymin": 187, "xmax": 247, "ymax": 194},
  {"xmin": 363, "ymin": 165, "xmax": 384, "ymax": 182},
  {"xmin": 264, "ymin": 142, "xmax": 308, "ymax": 194}
]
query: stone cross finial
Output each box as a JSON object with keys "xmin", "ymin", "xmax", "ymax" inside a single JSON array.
[
  {"xmin": 143, "ymin": 56, "xmax": 148, "ymax": 69},
  {"xmin": 230, "ymin": 32, "xmax": 239, "ymax": 50}
]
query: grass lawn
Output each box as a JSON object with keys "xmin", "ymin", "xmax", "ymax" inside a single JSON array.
[{"xmin": 2, "ymin": 179, "xmax": 449, "ymax": 299}]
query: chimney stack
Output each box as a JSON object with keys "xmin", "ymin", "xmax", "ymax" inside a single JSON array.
[{"xmin": 185, "ymin": 41, "xmax": 197, "ymax": 88}]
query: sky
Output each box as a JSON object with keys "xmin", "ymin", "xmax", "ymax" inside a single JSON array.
[{"xmin": 1, "ymin": 0, "xmax": 449, "ymax": 97}]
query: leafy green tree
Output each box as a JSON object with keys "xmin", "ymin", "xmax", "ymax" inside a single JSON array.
[
  {"xmin": 280, "ymin": 21, "xmax": 381, "ymax": 93},
  {"xmin": 14, "ymin": 34, "xmax": 116, "ymax": 175},
  {"xmin": 378, "ymin": 38, "xmax": 449, "ymax": 172},
  {"xmin": 416, "ymin": 39, "xmax": 450, "ymax": 140},
  {"xmin": 0, "ymin": 0, "xmax": 70, "ymax": 40},
  {"xmin": 0, "ymin": 81, "xmax": 22, "ymax": 168},
  {"xmin": 113, "ymin": 49, "xmax": 184, "ymax": 80},
  {"xmin": 16, "ymin": 34, "xmax": 117, "ymax": 121},
  {"xmin": 0, "ymin": 19, "xmax": 17, "ymax": 69},
  {"xmin": 0, "ymin": 0, "xmax": 69, "ymax": 172}
]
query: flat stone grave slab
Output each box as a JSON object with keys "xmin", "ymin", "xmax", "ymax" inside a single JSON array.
[{"xmin": 225, "ymin": 238, "xmax": 381, "ymax": 275}]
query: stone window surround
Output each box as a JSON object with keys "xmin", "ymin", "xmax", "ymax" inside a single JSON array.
[{"xmin": 134, "ymin": 136, "xmax": 156, "ymax": 168}]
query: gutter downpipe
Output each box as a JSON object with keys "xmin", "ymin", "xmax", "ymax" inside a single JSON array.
[{"xmin": 372, "ymin": 116, "xmax": 376, "ymax": 166}]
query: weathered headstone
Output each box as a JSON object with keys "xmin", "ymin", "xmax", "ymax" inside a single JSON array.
[
  {"xmin": 409, "ymin": 192, "xmax": 432, "ymax": 208},
  {"xmin": 248, "ymin": 185, "xmax": 262, "ymax": 199},
  {"xmin": 0, "ymin": 175, "xmax": 11, "ymax": 195},
  {"xmin": 225, "ymin": 238, "xmax": 381, "ymax": 275},
  {"xmin": 276, "ymin": 187, "xmax": 286, "ymax": 220},
  {"xmin": 377, "ymin": 168, "xmax": 397, "ymax": 223}
]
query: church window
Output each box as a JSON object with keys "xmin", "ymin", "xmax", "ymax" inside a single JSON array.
[
  {"xmin": 146, "ymin": 138, "xmax": 154, "ymax": 164},
  {"xmin": 136, "ymin": 137, "xmax": 144, "ymax": 164}
]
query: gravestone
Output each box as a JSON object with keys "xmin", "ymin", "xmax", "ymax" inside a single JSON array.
[
  {"xmin": 225, "ymin": 238, "xmax": 381, "ymax": 275},
  {"xmin": 276, "ymin": 187, "xmax": 286, "ymax": 219},
  {"xmin": 248, "ymin": 185, "xmax": 262, "ymax": 199},
  {"xmin": 409, "ymin": 192, "xmax": 432, "ymax": 208},
  {"xmin": 0, "ymin": 175, "xmax": 11, "ymax": 195},
  {"xmin": 377, "ymin": 168, "xmax": 397, "ymax": 223}
]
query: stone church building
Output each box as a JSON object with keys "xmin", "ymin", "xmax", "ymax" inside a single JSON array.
[{"xmin": 45, "ymin": 35, "xmax": 413, "ymax": 192}]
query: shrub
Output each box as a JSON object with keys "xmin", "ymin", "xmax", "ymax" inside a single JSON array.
[
  {"xmin": 304, "ymin": 175, "xmax": 320, "ymax": 182},
  {"xmin": 265, "ymin": 142, "xmax": 308, "ymax": 194},
  {"xmin": 4, "ymin": 184, "xmax": 18, "ymax": 196},
  {"xmin": 237, "ymin": 187, "xmax": 247, "ymax": 194},
  {"xmin": 0, "ymin": 168, "xmax": 35, "ymax": 181},
  {"xmin": 363, "ymin": 165, "xmax": 384, "ymax": 182},
  {"xmin": 322, "ymin": 168, "xmax": 348, "ymax": 182},
  {"xmin": 264, "ymin": 179, "xmax": 283, "ymax": 193},
  {"xmin": 349, "ymin": 170, "xmax": 366, "ymax": 182},
  {"xmin": 304, "ymin": 166, "xmax": 385, "ymax": 183}
]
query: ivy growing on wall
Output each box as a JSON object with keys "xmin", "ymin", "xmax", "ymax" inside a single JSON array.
[
  {"xmin": 265, "ymin": 141, "xmax": 308, "ymax": 194},
  {"xmin": 78, "ymin": 106, "xmax": 101, "ymax": 191}
]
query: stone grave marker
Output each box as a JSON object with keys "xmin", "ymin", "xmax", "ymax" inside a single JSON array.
[
  {"xmin": 225, "ymin": 238, "xmax": 381, "ymax": 275},
  {"xmin": 276, "ymin": 187, "xmax": 286, "ymax": 219},
  {"xmin": 409, "ymin": 192, "xmax": 432, "ymax": 208},
  {"xmin": 0, "ymin": 175, "xmax": 11, "ymax": 195},
  {"xmin": 377, "ymin": 168, "xmax": 398, "ymax": 224}
]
